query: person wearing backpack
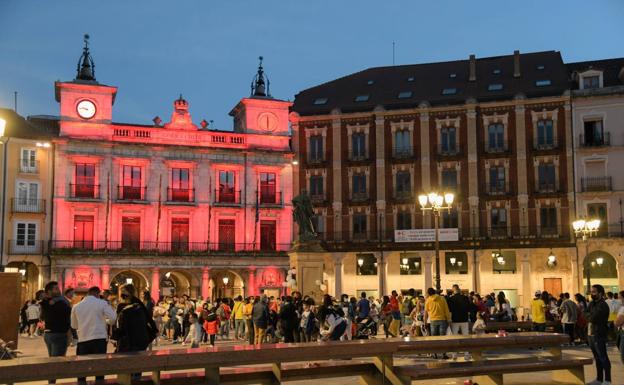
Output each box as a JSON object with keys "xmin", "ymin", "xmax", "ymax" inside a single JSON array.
[
  {"xmin": 216, "ymin": 299, "xmax": 231, "ymax": 339},
  {"xmin": 202, "ymin": 307, "xmax": 219, "ymax": 346}
]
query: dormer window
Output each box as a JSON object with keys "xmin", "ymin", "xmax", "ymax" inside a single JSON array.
[
  {"xmin": 583, "ymin": 75, "xmax": 600, "ymax": 89},
  {"xmin": 313, "ymin": 98, "xmax": 328, "ymax": 105},
  {"xmin": 535, "ymin": 80, "xmax": 551, "ymax": 87},
  {"xmin": 537, "ymin": 65, "xmax": 545, "ymax": 70},
  {"xmin": 449, "ymin": 73, "xmax": 457, "ymax": 78},
  {"xmin": 397, "ymin": 91, "xmax": 412, "ymax": 99},
  {"xmin": 354, "ymin": 95, "xmax": 370, "ymax": 102},
  {"xmin": 442, "ymin": 88, "xmax": 457, "ymax": 95},
  {"xmin": 492, "ymin": 69, "xmax": 501, "ymax": 75},
  {"xmin": 407, "ymin": 76, "xmax": 415, "ymax": 82},
  {"xmin": 367, "ymin": 80, "xmax": 374, "ymax": 85},
  {"xmin": 488, "ymin": 84, "xmax": 504, "ymax": 91}
]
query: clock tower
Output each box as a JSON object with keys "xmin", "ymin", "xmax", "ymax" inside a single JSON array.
[
  {"xmin": 54, "ymin": 34, "xmax": 118, "ymax": 138},
  {"xmin": 229, "ymin": 57, "xmax": 292, "ymax": 135}
]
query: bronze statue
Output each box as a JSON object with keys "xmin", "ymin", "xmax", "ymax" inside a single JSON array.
[{"xmin": 292, "ymin": 191, "xmax": 316, "ymax": 240}]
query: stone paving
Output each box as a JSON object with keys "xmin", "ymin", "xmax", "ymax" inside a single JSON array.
[{"xmin": 11, "ymin": 335, "xmax": 624, "ymax": 384}]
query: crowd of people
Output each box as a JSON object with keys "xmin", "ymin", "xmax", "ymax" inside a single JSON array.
[{"xmin": 18, "ymin": 282, "xmax": 624, "ymax": 385}]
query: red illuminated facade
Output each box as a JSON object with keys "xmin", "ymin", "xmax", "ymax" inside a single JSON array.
[{"xmin": 49, "ymin": 43, "xmax": 294, "ymax": 301}]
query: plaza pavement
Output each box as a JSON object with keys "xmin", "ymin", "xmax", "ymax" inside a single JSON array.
[{"xmin": 11, "ymin": 335, "xmax": 624, "ymax": 385}]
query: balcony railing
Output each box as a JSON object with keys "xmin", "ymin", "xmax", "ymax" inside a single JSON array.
[
  {"xmin": 8, "ymin": 240, "xmax": 44, "ymax": 255},
  {"xmin": 70, "ymin": 184, "xmax": 101, "ymax": 199},
  {"xmin": 484, "ymin": 141, "xmax": 511, "ymax": 154},
  {"xmin": 486, "ymin": 183, "xmax": 509, "ymax": 195},
  {"xmin": 167, "ymin": 188, "xmax": 195, "ymax": 203},
  {"xmin": 348, "ymin": 151, "xmax": 369, "ymax": 162},
  {"xmin": 438, "ymin": 145, "xmax": 459, "ymax": 156},
  {"xmin": 214, "ymin": 189, "xmax": 241, "ymax": 205},
  {"xmin": 392, "ymin": 146, "xmax": 414, "ymax": 159},
  {"xmin": 581, "ymin": 176, "xmax": 612, "ymax": 192},
  {"xmin": 394, "ymin": 190, "xmax": 413, "ymax": 202},
  {"xmin": 11, "ymin": 198, "xmax": 45, "ymax": 213},
  {"xmin": 307, "ymin": 156, "xmax": 325, "ymax": 165},
  {"xmin": 259, "ymin": 191, "xmax": 283, "ymax": 205},
  {"xmin": 117, "ymin": 185, "xmax": 147, "ymax": 201},
  {"xmin": 534, "ymin": 139, "xmax": 558, "ymax": 150},
  {"xmin": 536, "ymin": 183, "xmax": 558, "ymax": 193},
  {"xmin": 310, "ymin": 193, "xmax": 326, "ymax": 204},
  {"xmin": 50, "ymin": 240, "xmax": 291, "ymax": 254},
  {"xmin": 351, "ymin": 192, "xmax": 369, "ymax": 202},
  {"xmin": 19, "ymin": 160, "xmax": 39, "ymax": 174},
  {"xmin": 580, "ymin": 132, "xmax": 610, "ymax": 147}
]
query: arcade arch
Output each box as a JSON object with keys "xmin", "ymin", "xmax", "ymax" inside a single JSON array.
[{"xmin": 582, "ymin": 250, "xmax": 619, "ymax": 293}]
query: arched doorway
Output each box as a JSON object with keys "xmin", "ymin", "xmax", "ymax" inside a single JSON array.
[
  {"xmin": 160, "ymin": 270, "xmax": 192, "ymax": 298},
  {"xmin": 110, "ymin": 270, "xmax": 148, "ymax": 296},
  {"xmin": 7, "ymin": 261, "xmax": 39, "ymax": 303},
  {"xmin": 211, "ymin": 270, "xmax": 245, "ymax": 299},
  {"xmin": 583, "ymin": 250, "xmax": 619, "ymax": 293}
]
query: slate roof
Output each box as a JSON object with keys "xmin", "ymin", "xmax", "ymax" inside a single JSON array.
[
  {"xmin": 566, "ymin": 58, "xmax": 624, "ymax": 87},
  {"xmin": 0, "ymin": 109, "xmax": 56, "ymax": 139},
  {"xmin": 292, "ymin": 51, "xmax": 570, "ymax": 116}
]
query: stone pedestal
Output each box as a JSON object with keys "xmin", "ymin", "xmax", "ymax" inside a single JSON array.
[
  {"xmin": 0, "ymin": 273, "xmax": 21, "ymax": 348},
  {"xmin": 289, "ymin": 244, "xmax": 326, "ymax": 301}
]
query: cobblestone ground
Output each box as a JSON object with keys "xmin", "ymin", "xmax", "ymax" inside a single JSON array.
[{"xmin": 11, "ymin": 335, "xmax": 624, "ymax": 384}]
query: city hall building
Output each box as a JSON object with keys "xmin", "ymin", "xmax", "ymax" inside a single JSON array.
[
  {"xmin": 291, "ymin": 50, "xmax": 624, "ymax": 315},
  {"xmin": 47, "ymin": 41, "xmax": 295, "ymax": 302}
]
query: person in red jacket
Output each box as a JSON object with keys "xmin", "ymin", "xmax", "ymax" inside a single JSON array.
[{"xmin": 202, "ymin": 307, "xmax": 220, "ymax": 346}]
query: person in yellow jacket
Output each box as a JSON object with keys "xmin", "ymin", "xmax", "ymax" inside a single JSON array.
[
  {"xmin": 424, "ymin": 287, "xmax": 451, "ymax": 336},
  {"xmin": 232, "ymin": 295, "xmax": 245, "ymax": 340},
  {"xmin": 243, "ymin": 297, "xmax": 254, "ymax": 344}
]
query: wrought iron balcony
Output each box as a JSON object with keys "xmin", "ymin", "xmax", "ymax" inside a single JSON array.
[
  {"xmin": 117, "ymin": 185, "xmax": 147, "ymax": 201},
  {"xmin": 534, "ymin": 139, "xmax": 558, "ymax": 151},
  {"xmin": 259, "ymin": 190, "xmax": 283, "ymax": 205},
  {"xmin": 7, "ymin": 240, "xmax": 44, "ymax": 255},
  {"xmin": 484, "ymin": 140, "xmax": 511, "ymax": 154},
  {"xmin": 19, "ymin": 160, "xmax": 39, "ymax": 174},
  {"xmin": 536, "ymin": 183, "xmax": 558, "ymax": 193},
  {"xmin": 581, "ymin": 176, "xmax": 612, "ymax": 192},
  {"xmin": 392, "ymin": 146, "xmax": 414, "ymax": 159},
  {"xmin": 214, "ymin": 189, "xmax": 241, "ymax": 205},
  {"xmin": 49, "ymin": 240, "xmax": 291, "ymax": 254},
  {"xmin": 70, "ymin": 184, "xmax": 101, "ymax": 199},
  {"xmin": 11, "ymin": 198, "xmax": 45, "ymax": 213},
  {"xmin": 350, "ymin": 192, "xmax": 369, "ymax": 202},
  {"xmin": 348, "ymin": 150, "xmax": 369, "ymax": 162},
  {"xmin": 438, "ymin": 144, "xmax": 460, "ymax": 156},
  {"xmin": 310, "ymin": 193, "xmax": 327, "ymax": 204},
  {"xmin": 167, "ymin": 188, "xmax": 195, "ymax": 203},
  {"xmin": 580, "ymin": 132, "xmax": 610, "ymax": 147}
]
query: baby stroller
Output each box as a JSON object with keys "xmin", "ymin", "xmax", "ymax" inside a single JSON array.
[{"xmin": 0, "ymin": 339, "xmax": 20, "ymax": 359}]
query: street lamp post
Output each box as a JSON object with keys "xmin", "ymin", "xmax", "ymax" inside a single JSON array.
[
  {"xmin": 418, "ymin": 192, "xmax": 454, "ymax": 292},
  {"xmin": 572, "ymin": 218, "xmax": 600, "ymax": 294},
  {"xmin": 0, "ymin": 118, "xmax": 7, "ymax": 272}
]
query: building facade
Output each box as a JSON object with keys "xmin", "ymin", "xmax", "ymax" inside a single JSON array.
[
  {"xmin": 292, "ymin": 51, "xmax": 591, "ymax": 313},
  {"xmin": 0, "ymin": 109, "xmax": 55, "ymax": 302},
  {"xmin": 569, "ymin": 58, "xmax": 624, "ymax": 294},
  {"xmin": 49, "ymin": 42, "xmax": 294, "ymax": 302}
]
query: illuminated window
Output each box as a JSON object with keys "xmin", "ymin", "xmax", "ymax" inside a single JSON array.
[
  {"xmin": 218, "ymin": 219, "xmax": 235, "ymax": 251},
  {"xmin": 537, "ymin": 65, "xmax": 545, "ymax": 70},
  {"xmin": 399, "ymin": 254, "xmax": 421, "ymax": 275},
  {"xmin": 407, "ymin": 76, "xmax": 415, "ymax": 82},
  {"xmin": 259, "ymin": 172, "xmax": 276, "ymax": 204},
  {"xmin": 367, "ymin": 80, "xmax": 374, "ymax": 85},
  {"xmin": 121, "ymin": 165, "xmax": 142, "ymax": 200},
  {"xmin": 74, "ymin": 215, "xmax": 94, "ymax": 249},
  {"xmin": 218, "ymin": 171, "xmax": 236, "ymax": 203},
  {"xmin": 170, "ymin": 168, "xmax": 190, "ymax": 202},
  {"xmin": 171, "ymin": 218, "xmax": 189, "ymax": 252},
  {"xmin": 74, "ymin": 163, "xmax": 96, "ymax": 198}
]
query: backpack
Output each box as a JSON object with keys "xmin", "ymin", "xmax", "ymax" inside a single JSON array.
[
  {"xmin": 334, "ymin": 305, "xmax": 345, "ymax": 317},
  {"xmin": 402, "ymin": 296, "xmax": 415, "ymax": 315},
  {"xmin": 205, "ymin": 311, "xmax": 217, "ymax": 322}
]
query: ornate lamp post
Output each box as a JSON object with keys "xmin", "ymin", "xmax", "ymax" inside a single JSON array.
[
  {"xmin": 572, "ymin": 218, "xmax": 600, "ymax": 293},
  {"xmin": 418, "ymin": 192, "xmax": 454, "ymax": 292}
]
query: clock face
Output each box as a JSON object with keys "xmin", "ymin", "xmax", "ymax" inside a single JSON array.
[
  {"xmin": 257, "ymin": 112, "xmax": 278, "ymax": 132},
  {"xmin": 76, "ymin": 100, "xmax": 96, "ymax": 119}
]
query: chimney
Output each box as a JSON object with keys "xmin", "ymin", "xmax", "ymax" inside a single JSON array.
[
  {"xmin": 513, "ymin": 50, "xmax": 521, "ymax": 78},
  {"xmin": 469, "ymin": 54, "xmax": 476, "ymax": 81}
]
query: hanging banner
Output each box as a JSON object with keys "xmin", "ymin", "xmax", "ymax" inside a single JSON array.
[{"xmin": 394, "ymin": 228, "xmax": 459, "ymax": 243}]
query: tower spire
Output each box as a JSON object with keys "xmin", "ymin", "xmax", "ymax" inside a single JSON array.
[
  {"xmin": 76, "ymin": 34, "xmax": 96, "ymax": 82},
  {"xmin": 250, "ymin": 56, "xmax": 271, "ymax": 98}
]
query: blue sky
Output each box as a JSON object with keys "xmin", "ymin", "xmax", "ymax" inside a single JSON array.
[{"xmin": 0, "ymin": 0, "xmax": 623, "ymax": 128}]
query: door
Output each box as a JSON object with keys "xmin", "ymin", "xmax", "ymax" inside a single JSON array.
[
  {"xmin": 543, "ymin": 278, "xmax": 562, "ymax": 298},
  {"xmin": 74, "ymin": 215, "xmax": 94, "ymax": 249},
  {"xmin": 260, "ymin": 173, "xmax": 276, "ymax": 204},
  {"xmin": 171, "ymin": 218, "xmax": 189, "ymax": 252},
  {"xmin": 16, "ymin": 181, "xmax": 39, "ymax": 211},
  {"xmin": 260, "ymin": 220, "xmax": 276, "ymax": 251},
  {"xmin": 218, "ymin": 219, "xmax": 235, "ymax": 250},
  {"xmin": 121, "ymin": 216, "xmax": 141, "ymax": 250},
  {"xmin": 75, "ymin": 164, "xmax": 96, "ymax": 198},
  {"xmin": 122, "ymin": 165, "xmax": 142, "ymax": 199}
]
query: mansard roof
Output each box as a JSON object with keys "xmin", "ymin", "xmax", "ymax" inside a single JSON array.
[
  {"xmin": 567, "ymin": 57, "xmax": 624, "ymax": 87},
  {"xmin": 293, "ymin": 50, "xmax": 569, "ymax": 116}
]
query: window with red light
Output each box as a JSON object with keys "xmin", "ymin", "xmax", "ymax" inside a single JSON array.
[
  {"xmin": 260, "ymin": 220, "xmax": 276, "ymax": 251},
  {"xmin": 121, "ymin": 165, "xmax": 143, "ymax": 200},
  {"xmin": 218, "ymin": 171, "xmax": 236, "ymax": 203},
  {"xmin": 170, "ymin": 168, "xmax": 190, "ymax": 202},
  {"xmin": 171, "ymin": 218, "xmax": 189, "ymax": 252},
  {"xmin": 121, "ymin": 216, "xmax": 141, "ymax": 250},
  {"xmin": 75, "ymin": 163, "xmax": 96, "ymax": 198},
  {"xmin": 259, "ymin": 172, "xmax": 276, "ymax": 204}
]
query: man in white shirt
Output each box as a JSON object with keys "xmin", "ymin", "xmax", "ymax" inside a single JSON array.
[{"xmin": 71, "ymin": 286, "xmax": 117, "ymax": 385}]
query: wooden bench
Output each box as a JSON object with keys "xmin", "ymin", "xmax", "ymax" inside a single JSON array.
[
  {"xmin": 395, "ymin": 356, "xmax": 592, "ymax": 385},
  {"xmin": 0, "ymin": 333, "xmax": 589, "ymax": 385}
]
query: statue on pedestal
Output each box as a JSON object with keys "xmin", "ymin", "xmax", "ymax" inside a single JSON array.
[{"xmin": 292, "ymin": 192, "xmax": 323, "ymax": 251}]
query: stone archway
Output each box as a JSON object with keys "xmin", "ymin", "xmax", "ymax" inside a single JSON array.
[
  {"xmin": 211, "ymin": 270, "xmax": 245, "ymax": 300},
  {"xmin": 110, "ymin": 270, "xmax": 149, "ymax": 296},
  {"xmin": 160, "ymin": 270, "xmax": 192, "ymax": 298},
  {"xmin": 7, "ymin": 261, "xmax": 39, "ymax": 303},
  {"xmin": 583, "ymin": 250, "xmax": 619, "ymax": 293}
]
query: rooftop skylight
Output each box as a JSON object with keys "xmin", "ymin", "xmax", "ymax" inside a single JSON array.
[
  {"xmin": 313, "ymin": 98, "xmax": 328, "ymax": 105},
  {"xmin": 537, "ymin": 65, "xmax": 545, "ymax": 70},
  {"xmin": 442, "ymin": 88, "xmax": 457, "ymax": 95},
  {"xmin": 407, "ymin": 76, "xmax": 415, "ymax": 82},
  {"xmin": 488, "ymin": 84, "xmax": 503, "ymax": 91},
  {"xmin": 493, "ymin": 69, "xmax": 501, "ymax": 75},
  {"xmin": 354, "ymin": 95, "xmax": 370, "ymax": 102},
  {"xmin": 449, "ymin": 73, "xmax": 457, "ymax": 78},
  {"xmin": 367, "ymin": 80, "xmax": 375, "ymax": 85},
  {"xmin": 397, "ymin": 91, "xmax": 413, "ymax": 99}
]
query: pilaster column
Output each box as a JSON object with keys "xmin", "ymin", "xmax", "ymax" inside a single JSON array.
[
  {"xmin": 375, "ymin": 113, "xmax": 386, "ymax": 228},
  {"xmin": 515, "ymin": 104, "xmax": 529, "ymax": 235},
  {"xmin": 290, "ymin": 114, "xmax": 301, "ymax": 207},
  {"xmin": 467, "ymin": 107, "xmax": 479, "ymax": 235},
  {"xmin": 101, "ymin": 265, "xmax": 110, "ymax": 291},
  {"xmin": 472, "ymin": 250, "xmax": 481, "ymax": 293},
  {"xmin": 333, "ymin": 254, "xmax": 344, "ymax": 298},
  {"xmin": 151, "ymin": 267, "xmax": 160, "ymax": 303},
  {"xmin": 376, "ymin": 252, "xmax": 388, "ymax": 297},
  {"xmin": 331, "ymin": 112, "xmax": 343, "ymax": 239},
  {"xmin": 201, "ymin": 267, "xmax": 211, "ymax": 301},
  {"xmin": 419, "ymin": 110, "xmax": 431, "ymax": 228},
  {"xmin": 247, "ymin": 267, "xmax": 256, "ymax": 297},
  {"xmin": 423, "ymin": 253, "xmax": 433, "ymax": 290},
  {"xmin": 570, "ymin": 251, "xmax": 579, "ymax": 294},
  {"xmin": 520, "ymin": 253, "xmax": 531, "ymax": 312}
]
